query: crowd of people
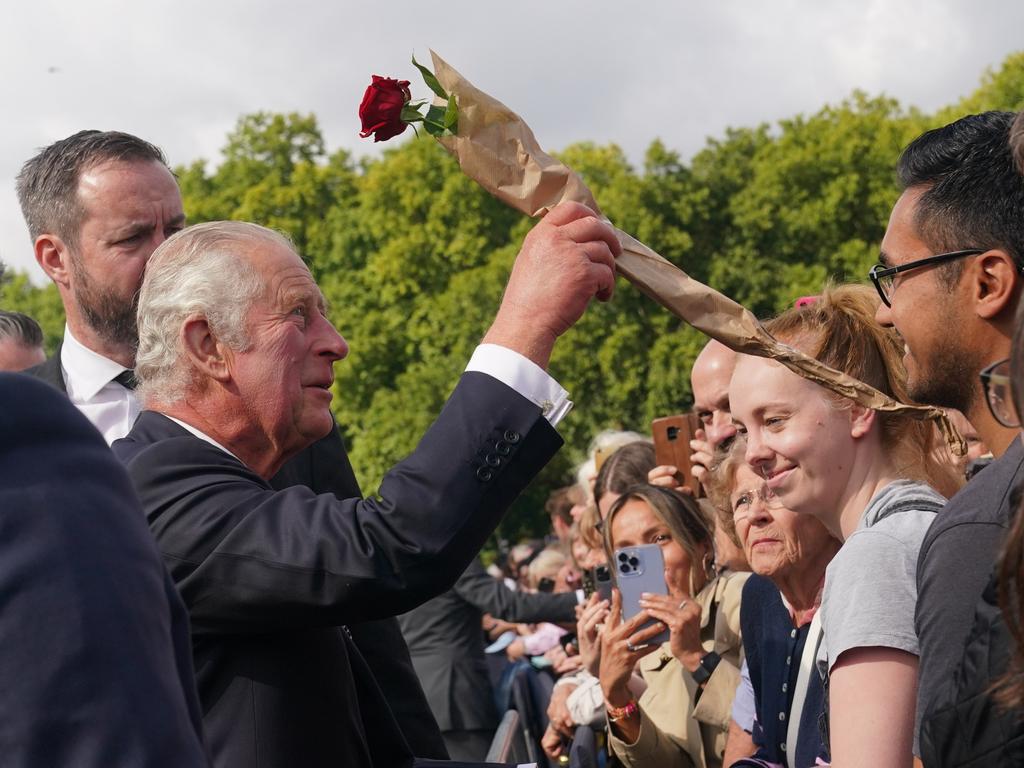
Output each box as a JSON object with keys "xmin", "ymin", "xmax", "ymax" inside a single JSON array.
[{"xmin": 1, "ymin": 108, "xmax": 1023, "ymax": 768}]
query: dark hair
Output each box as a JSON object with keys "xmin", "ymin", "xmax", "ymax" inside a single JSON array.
[
  {"xmin": 896, "ymin": 111, "xmax": 1024, "ymax": 287},
  {"xmin": 0, "ymin": 310, "xmax": 44, "ymax": 348},
  {"xmin": 593, "ymin": 441, "xmax": 656, "ymax": 508},
  {"xmin": 1011, "ymin": 111, "xmax": 1024, "ymax": 177},
  {"xmin": 545, "ymin": 485, "xmax": 578, "ymax": 527},
  {"xmin": 16, "ymin": 130, "xmax": 168, "ymax": 248},
  {"xmin": 996, "ymin": 299, "xmax": 1024, "ymax": 708}
]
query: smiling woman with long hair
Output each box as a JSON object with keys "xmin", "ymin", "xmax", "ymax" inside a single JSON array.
[
  {"xmin": 598, "ymin": 484, "xmax": 747, "ymax": 768},
  {"xmin": 728, "ymin": 284, "xmax": 960, "ymax": 768}
]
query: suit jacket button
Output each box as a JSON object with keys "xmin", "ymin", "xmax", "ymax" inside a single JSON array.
[
  {"xmin": 503, "ymin": 430, "xmax": 521, "ymax": 444},
  {"xmin": 495, "ymin": 440, "xmax": 511, "ymax": 456},
  {"xmin": 485, "ymin": 453, "xmax": 501, "ymax": 468},
  {"xmin": 476, "ymin": 466, "xmax": 494, "ymax": 482}
]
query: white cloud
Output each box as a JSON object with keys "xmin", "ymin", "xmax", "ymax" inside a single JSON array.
[{"xmin": 1, "ymin": 0, "xmax": 1021, "ymax": 282}]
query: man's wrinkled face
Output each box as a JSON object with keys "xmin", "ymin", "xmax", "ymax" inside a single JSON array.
[
  {"xmin": 874, "ymin": 187, "xmax": 979, "ymax": 412},
  {"xmin": 229, "ymin": 240, "xmax": 348, "ymax": 456},
  {"xmin": 69, "ymin": 160, "xmax": 185, "ymax": 347}
]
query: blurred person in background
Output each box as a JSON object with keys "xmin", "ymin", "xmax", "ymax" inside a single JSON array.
[
  {"xmin": 399, "ymin": 553, "xmax": 579, "ymax": 761},
  {"xmin": 0, "ymin": 309, "xmax": 46, "ymax": 371}
]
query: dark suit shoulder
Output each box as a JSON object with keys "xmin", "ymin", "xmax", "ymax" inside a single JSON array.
[
  {"xmin": 24, "ymin": 344, "xmax": 66, "ymax": 392},
  {"xmin": 0, "ymin": 374, "xmax": 208, "ymax": 767}
]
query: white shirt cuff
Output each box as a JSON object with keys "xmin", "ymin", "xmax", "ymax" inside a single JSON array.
[{"xmin": 465, "ymin": 343, "xmax": 573, "ymax": 427}]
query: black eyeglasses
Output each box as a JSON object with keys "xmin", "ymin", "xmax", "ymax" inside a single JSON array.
[
  {"xmin": 980, "ymin": 358, "xmax": 1019, "ymax": 428},
  {"xmin": 868, "ymin": 249, "xmax": 985, "ymax": 308}
]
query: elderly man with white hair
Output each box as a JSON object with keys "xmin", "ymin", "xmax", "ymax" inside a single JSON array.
[{"xmin": 114, "ymin": 207, "xmax": 619, "ymax": 768}]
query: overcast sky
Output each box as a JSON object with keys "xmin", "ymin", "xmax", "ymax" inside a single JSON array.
[{"xmin": 2, "ymin": 0, "xmax": 1021, "ymax": 283}]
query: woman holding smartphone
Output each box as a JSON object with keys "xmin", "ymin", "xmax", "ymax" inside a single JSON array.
[
  {"xmin": 728, "ymin": 284, "xmax": 960, "ymax": 767},
  {"xmin": 599, "ymin": 484, "xmax": 747, "ymax": 768}
]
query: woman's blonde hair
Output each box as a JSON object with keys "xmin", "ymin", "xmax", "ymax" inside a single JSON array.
[{"xmin": 763, "ymin": 283, "xmax": 961, "ymax": 498}]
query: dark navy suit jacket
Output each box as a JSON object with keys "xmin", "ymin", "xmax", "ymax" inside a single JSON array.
[
  {"xmin": 0, "ymin": 373, "xmax": 209, "ymax": 767},
  {"xmin": 113, "ymin": 371, "xmax": 561, "ymax": 768},
  {"xmin": 735, "ymin": 574, "xmax": 828, "ymax": 768}
]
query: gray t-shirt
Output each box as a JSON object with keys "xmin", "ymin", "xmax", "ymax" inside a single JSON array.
[{"xmin": 817, "ymin": 480, "xmax": 944, "ymax": 752}]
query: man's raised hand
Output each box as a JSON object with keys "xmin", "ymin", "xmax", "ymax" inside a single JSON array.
[{"xmin": 483, "ymin": 201, "xmax": 620, "ymax": 368}]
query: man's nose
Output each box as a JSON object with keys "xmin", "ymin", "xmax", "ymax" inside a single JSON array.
[
  {"xmin": 315, "ymin": 315, "xmax": 349, "ymax": 361},
  {"xmin": 707, "ymin": 411, "xmax": 737, "ymax": 449},
  {"xmin": 875, "ymin": 299, "xmax": 893, "ymax": 328}
]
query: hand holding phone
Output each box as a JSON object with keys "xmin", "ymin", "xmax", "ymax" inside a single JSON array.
[
  {"xmin": 614, "ymin": 543, "xmax": 670, "ymax": 648},
  {"xmin": 652, "ymin": 413, "xmax": 704, "ymax": 497}
]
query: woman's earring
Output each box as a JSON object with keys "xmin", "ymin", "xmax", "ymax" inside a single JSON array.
[{"xmin": 703, "ymin": 551, "xmax": 716, "ymax": 578}]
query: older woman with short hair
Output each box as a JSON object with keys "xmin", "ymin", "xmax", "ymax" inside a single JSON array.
[{"xmin": 705, "ymin": 444, "xmax": 841, "ymax": 767}]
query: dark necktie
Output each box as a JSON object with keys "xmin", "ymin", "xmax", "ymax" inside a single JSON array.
[{"xmin": 113, "ymin": 369, "xmax": 137, "ymax": 391}]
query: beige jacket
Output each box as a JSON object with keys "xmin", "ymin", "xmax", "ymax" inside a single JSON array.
[{"xmin": 608, "ymin": 569, "xmax": 748, "ymax": 768}]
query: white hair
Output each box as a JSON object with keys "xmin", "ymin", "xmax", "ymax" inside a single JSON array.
[
  {"xmin": 135, "ymin": 221, "xmax": 292, "ymax": 405},
  {"xmin": 574, "ymin": 429, "xmax": 651, "ymax": 505}
]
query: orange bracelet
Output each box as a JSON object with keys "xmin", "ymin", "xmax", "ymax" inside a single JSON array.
[{"xmin": 606, "ymin": 699, "xmax": 639, "ymax": 722}]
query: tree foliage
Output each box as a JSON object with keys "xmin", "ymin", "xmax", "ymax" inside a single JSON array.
[{"xmin": 3, "ymin": 53, "xmax": 1023, "ymax": 537}]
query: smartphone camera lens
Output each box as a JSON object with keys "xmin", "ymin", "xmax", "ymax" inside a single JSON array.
[
  {"xmin": 619, "ymin": 563, "xmax": 630, "ymax": 574},
  {"xmin": 618, "ymin": 552, "xmax": 628, "ymax": 562},
  {"xmin": 629, "ymin": 557, "xmax": 639, "ymax": 567}
]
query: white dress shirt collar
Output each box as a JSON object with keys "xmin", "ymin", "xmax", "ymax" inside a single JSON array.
[{"xmin": 61, "ymin": 324, "xmax": 130, "ymax": 399}]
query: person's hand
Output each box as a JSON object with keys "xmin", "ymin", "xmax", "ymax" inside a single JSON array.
[
  {"xmin": 639, "ymin": 592, "xmax": 705, "ymax": 674},
  {"xmin": 599, "ymin": 589, "xmax": 663, "ymax": 705},
  {"xmin": 690, "ymin": 428, "xmax": 714, "ymax": 486},
  {"xmin": 541, "ymin": 723, "xmax": 568, "ymax": 759},
  {"xmin": 545, "ymin": 644, "xmax": 583, "ymax": 675},
  {"xmin": 547, "ymin": 682, "xmax": 579, "ymax": 738},
  {"xmin": 483, "ymin": 201, "xmax": 620, "ymax": 369},
  {"xmin": 576, "ymin": 592, "xmax": 610, "ymax": 677},
  {"xmin": 648, "ymin": 464, "xmax": 697, "ymax": 495}
]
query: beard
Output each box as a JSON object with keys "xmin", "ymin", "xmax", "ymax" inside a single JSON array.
[
  {"xmin": 70, "ymin": 255, "xmax": 139, "ymax": 351},
  {"xmin": 905, "ymin": 337, "xmax": 979, "ymax": 414}
]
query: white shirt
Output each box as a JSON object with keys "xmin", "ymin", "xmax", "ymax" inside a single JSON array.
[
  {"xmin": 158, "ymin": 342, "xmax": 572, "ymax": 458},
  {"xmin": 60, "ymin": 325, "xmax": 140, "ymax": 445}
]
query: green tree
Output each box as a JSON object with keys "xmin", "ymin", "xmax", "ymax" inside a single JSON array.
[{"xmin": 0, "ymin": 274, "xmax": 64, "ymax": 353}]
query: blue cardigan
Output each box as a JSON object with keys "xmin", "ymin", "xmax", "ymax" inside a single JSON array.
[{"xmin": 734, "ymin": 574, "xmax": 828, "ymax": 768}]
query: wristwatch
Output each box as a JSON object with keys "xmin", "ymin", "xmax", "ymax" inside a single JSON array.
[{"xmin": 690, "ymin": 650, "xmax": 721, "ymax": 684}]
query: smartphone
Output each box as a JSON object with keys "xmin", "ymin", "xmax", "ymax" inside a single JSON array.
[
  {"xmin": 652, "ymin": 413, "xmax": 704, "ymax": 497},
  {"xmin": 613, "ymin": 543, "xmax": 670, "ymax": 648},
  {"xmin": 594, "ymin": 564, "xmax": 613, "ymax": 603}
]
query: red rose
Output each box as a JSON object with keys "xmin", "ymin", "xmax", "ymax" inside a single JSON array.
[{"xmin": 359, "ymin": 76, "xmax": 412, "ymax": 142}]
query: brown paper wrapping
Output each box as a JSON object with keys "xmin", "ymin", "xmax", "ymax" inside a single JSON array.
[{"xmin": 429, "ymin": 51, "xmax": 965, "ymax": 456}]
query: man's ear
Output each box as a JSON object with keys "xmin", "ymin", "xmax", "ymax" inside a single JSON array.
[
  {"xmin": 972, "ymin": 250, "xmax": 1019, "ymax": 321},
  {"xmin": 849, "ymin": 404, "xmax": 876, "ymax": 439},
  {"xmin": 35, "ymin": 234, "xmax": 71, "ymax": 287},
  {"xmin": 181, "ymin": 316, "xmax": 232, "ymax": 383}
]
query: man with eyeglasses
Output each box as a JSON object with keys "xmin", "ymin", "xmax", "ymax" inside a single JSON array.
[{"xmin": 871, "ymin": 111, "xmax": 1024, "ymax": 764}]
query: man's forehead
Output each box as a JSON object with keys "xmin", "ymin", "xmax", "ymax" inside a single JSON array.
[{"xmin": 691, "ymin": 340, "xmax": 737, "ymax": 406}]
